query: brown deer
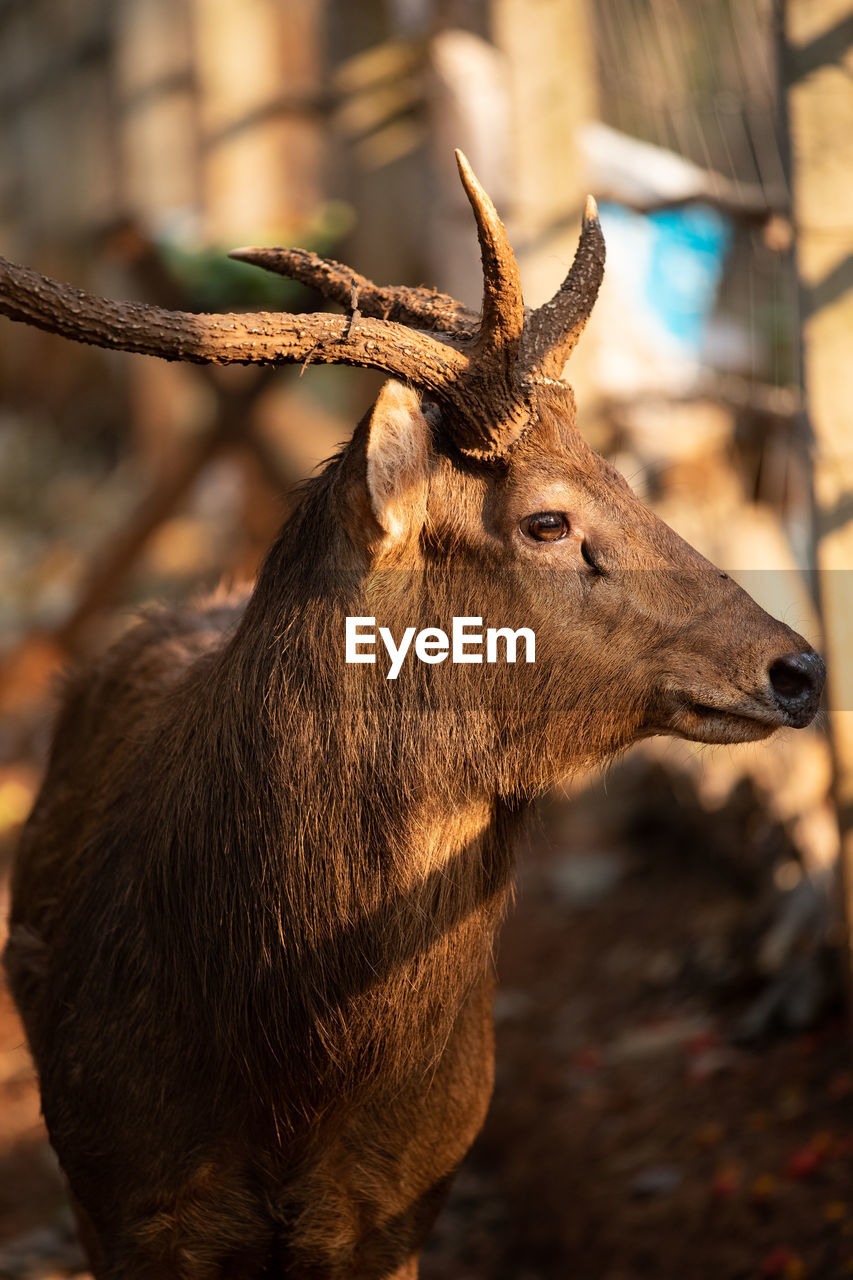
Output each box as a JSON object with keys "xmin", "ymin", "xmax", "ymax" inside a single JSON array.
[{"xmin": 2, "ymin": 153, "xmax": 824, "ymax": 1279}]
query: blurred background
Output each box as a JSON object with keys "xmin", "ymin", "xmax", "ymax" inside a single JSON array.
[{"xmin": 1, "ymin": 1, "xmax": 852, "ymax": 1276}]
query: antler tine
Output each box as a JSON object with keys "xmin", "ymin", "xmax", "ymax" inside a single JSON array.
[
  {"xmin": 454, "ymin": 150, "xmax": 525, "ymax": 362},
  {"xmin": 522, "ymin": 195, "xmax": 605, "ymax": 379},
  {"xmin": 0, "ymin": 255, "xmax": 467, "ymax": 397},
  {"xmin": 229, "ymin": 245, "xmax": 478, "ymax": 339}
]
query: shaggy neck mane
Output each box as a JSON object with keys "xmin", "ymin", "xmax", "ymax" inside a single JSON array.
[{"xmin": 136, "ymin": 450, "xmax": 523, "ymax": 1135}]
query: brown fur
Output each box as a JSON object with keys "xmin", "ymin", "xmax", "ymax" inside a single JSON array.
[{"xmin": 4, "ymin": 381, "xmax": 820, "ymax": 1277}]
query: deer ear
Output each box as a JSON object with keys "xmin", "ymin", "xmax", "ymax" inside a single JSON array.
[{"xmin": 365, "ymin": 380, "xmax": 431, "ymax": 541}]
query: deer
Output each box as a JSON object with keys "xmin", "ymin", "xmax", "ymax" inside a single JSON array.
[{"xmin": 1, "ymin": 152, "xmax": 825, "ymax": 1279}]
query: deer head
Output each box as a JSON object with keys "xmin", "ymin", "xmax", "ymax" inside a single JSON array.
[{"xmin": 0, "ymin": 151, "xmax": 824, "ymax": 797}]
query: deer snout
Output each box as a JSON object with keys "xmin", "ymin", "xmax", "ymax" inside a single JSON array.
[{"xmin": 767, "ymin": 650, "xmax": 826, "ymax": 728}]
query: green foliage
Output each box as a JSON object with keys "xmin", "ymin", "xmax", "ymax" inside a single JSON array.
[{"xmin": 158, "ymin": 200, "xmax": 356, "ymax": 310}]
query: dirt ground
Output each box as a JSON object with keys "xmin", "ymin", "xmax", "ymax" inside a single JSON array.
[{"xmin": 0, "ymin": 751, "xmax": 851, "ymax": 1280}]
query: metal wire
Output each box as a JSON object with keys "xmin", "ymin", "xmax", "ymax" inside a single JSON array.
[{"xmin": 591, "ymin": 0, "xmax": 796, "ymax": 389}]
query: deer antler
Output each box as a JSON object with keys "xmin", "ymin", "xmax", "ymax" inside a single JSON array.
[
  {"xmin": 227, "ymin": 245, "xmax": 478, "ymax": 339},
  {"xmin": 0, "ymin": 255, "xmax": 468, "ymax": 395},
  {"xmin": 0, "ymin": 152, "xmax": 605, "ymax": 460},
  {"xmin": 454, "ymin": 150, "xmax": 525, "ymax": 365},
  {"xmin": 520, "ymin": 195, "xmax": 606, "ymax": 379}
]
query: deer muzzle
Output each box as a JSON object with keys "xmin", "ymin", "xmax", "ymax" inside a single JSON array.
[{"xmin": 654, "ymin": 631, "xmax": 826, "ymax": 746}]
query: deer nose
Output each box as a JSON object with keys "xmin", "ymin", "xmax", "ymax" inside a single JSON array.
[{"xmin": 768, "ymin": 651, "xmax": 826, "ymax": 726}]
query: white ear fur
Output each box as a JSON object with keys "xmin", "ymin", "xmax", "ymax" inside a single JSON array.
[{"xmin": 365, "ymin": 380, "xmax": 431, "ymax": 541}]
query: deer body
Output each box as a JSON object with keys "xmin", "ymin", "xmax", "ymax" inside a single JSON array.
[
  {"xmin": 9, "ymin": 444, "xmax": 519, "ymax": 1278},
  {"xmin": 2, "ymin": 156, "xmax": 825, "ymax": 1278}
]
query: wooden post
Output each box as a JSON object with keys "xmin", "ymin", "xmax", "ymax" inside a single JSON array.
[
  {"xmin": 782, "ymin": 0, "xmax": 853, "ymax": 986},
  {"xmin": 423, "ymin": 0, "xmax": 597, "ymax": 312}
]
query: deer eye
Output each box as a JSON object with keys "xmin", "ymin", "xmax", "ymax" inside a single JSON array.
[{"xmin": 521, "ymin": 512, "xmax": 569, "ymax": 542}]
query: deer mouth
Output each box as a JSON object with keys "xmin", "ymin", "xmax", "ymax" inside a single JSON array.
[
  {"xmin": 672, "ymin": 700, "xmax": 780, "ymax": 745},
  {"xmin": 654, "ymin": 688, "xmax": 790, "ymax": 745}
]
